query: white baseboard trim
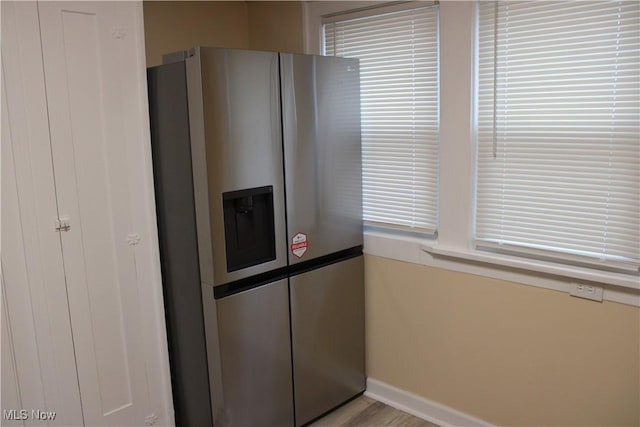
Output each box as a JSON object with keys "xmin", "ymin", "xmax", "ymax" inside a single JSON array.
[{"xmin": 364, "ymin": 378, "xmax": 495, "ymax": 427}]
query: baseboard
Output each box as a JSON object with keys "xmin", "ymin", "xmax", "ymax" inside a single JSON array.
[{"xmin": 364, "ymin": 378, "xmax": 495, "ymax": 427}]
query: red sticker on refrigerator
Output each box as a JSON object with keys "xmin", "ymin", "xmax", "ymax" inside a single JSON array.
[{"xmin": 290, "ymin": 232, "xmax": 308, "ymax": 258}]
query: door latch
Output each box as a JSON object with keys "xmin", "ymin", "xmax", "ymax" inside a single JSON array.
[{"xmin": 54, "ymin": 217, "xmax": 71, "ymax": 232}]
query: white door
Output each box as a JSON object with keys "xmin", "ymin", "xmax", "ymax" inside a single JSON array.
[
  {"xmin": 36, "ymin": 2, "xmax": 169, "ymax": 425},
  {"xmin": 1, "ymin": 2, "xmax": 84, "ymax": 425},
  {"xmin": 2, "ymin": 2, "xmax": 172, "ymax": 425}
]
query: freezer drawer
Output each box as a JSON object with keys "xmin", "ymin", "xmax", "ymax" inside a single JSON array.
[
  {"xmin": 290, "ymin": 256, "xmax": 365, "ymax": 426},
  {"xmin": 216, "ymin": 279, "xmax": 294, "ymax": 427}
]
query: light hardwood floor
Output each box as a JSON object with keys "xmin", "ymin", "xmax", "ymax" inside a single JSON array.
[{"xmin": 310, "ymin": 396, "xmax": 439, "ymax": 427}]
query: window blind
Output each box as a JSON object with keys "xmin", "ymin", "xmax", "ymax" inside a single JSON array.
[
  {"xmin": 324, "ymin": 4, "xmax": 439, "ymax": 234},
  {"xmin": 476, "ymin": 1, "xmax": 640, "ymax": 272}
]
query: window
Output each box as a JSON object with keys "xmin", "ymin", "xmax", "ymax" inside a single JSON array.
[
  {"xmin": 307, "ymin": 2, "xmax": 638, "ymax": 301},
  {"xmin": 476, "ymin": 1, "xmax": 640, "ymax": 273},
  {"xmin": 323, "ymin": 3, "xmax": 439, "ymax": 235}
]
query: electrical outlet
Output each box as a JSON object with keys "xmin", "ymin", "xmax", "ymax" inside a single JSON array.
[{"xmin": 569, "ymin": 282, "xmax": 603, "ymax": 302}]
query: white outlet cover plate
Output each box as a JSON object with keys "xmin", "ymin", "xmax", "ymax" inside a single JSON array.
[{"xmin": 569, "ymin": 282, "xmax": 604, "ymax": 302}]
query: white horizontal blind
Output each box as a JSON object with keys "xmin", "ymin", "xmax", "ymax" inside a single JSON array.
[
  {"xmin": 476, "ymin": 1, "xmax": 640, "ymax": 271},
  {"xmin": 324, "ymin": 5, "xmax": 439, "ymax": 233}
]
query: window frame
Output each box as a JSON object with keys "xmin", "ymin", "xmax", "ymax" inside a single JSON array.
[{"xmin": 303, "ymin": 1, "xmax": 640, "ymax": 306}]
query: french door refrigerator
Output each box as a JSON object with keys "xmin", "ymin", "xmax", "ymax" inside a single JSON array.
[{"xmin": 148, "ymin": 47, "xmax": 364, "ymax": 427}]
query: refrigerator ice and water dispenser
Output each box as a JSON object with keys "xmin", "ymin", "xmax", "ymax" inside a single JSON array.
[{"xmin": 222, "ymin": 185, "xmax": 276, "ymax": 272}]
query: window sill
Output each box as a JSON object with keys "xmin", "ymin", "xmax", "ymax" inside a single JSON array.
[{"xmin": 363, "ymin": 230, "xmax": 640, "ymax": 307}]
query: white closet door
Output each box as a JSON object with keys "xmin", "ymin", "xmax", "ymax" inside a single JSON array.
[
  {"xmin": 1, "ymin": 2, "xmax": 84, "ymax": 425},
  {"xmin": 37, "ymin": 2, "xmax": 160, "ymax": 425}
]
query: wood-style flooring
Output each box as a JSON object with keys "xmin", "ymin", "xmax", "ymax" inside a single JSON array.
[{"xmin": 310, "ymin": 396, "xmax": 439, "ymax": 427}]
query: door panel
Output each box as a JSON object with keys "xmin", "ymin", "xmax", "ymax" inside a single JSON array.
[
  {"xmin": 216, "ymin": 279, "xmax": 294, "ymax": 427},
  {"xmin": 281, "ymin": 53, "xmax": 363, "ymax": 264},
  {"xmin": 1, "ymin": 282, "xmax": 23, "ymax": 427},
  {"xmin": 37, "ymin": 2, "xmax": 151, "ymax": 424},
  {"xmin": 1, "ymin": 2, "xmax": 83, "ymax": 424},
  {"xmin": 290, "ymin": 256, "xmax": 365, "ymax": 426},
  {"xmin": 191, "ymin": 48, "xmax": 287, "ymax": 286}
]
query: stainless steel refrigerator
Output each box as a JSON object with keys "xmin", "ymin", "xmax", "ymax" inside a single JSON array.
[{"xmin": 148, "ymin": 47, "xmax": 364, "ymax": 427}]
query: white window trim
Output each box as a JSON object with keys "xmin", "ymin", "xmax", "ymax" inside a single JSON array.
[{"xmin": 304, "ymin": 0, "xmax": 640, "ymax": 307}]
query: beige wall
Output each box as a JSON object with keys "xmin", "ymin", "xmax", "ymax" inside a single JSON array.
[
  {"xmin": 247, "ymin": 2, "xmax": 304, "ymax": 54},
  {"xmin": 366, "ymin": 255, "xmax": 640, "ymax": 426},
  {"xmin": 143, "ymin": 1, "xmax": 304, "ymax": 66},
  {"xmin": 143, "ymin": 1, "xmax": 249, "ymax": 67}
]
